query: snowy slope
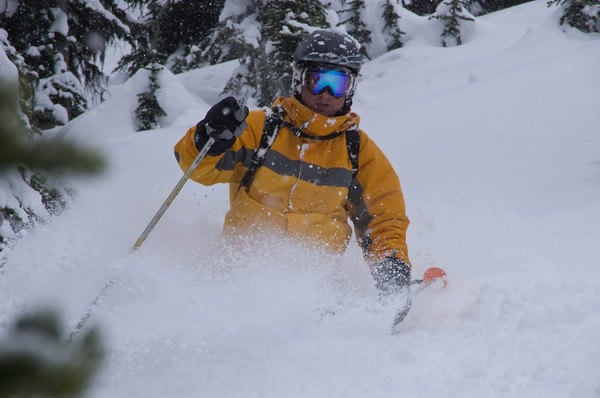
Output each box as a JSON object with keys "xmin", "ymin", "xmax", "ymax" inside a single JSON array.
[{"xmin": 2, "ymin": 2, "xmax": 600, "ymax": 397}]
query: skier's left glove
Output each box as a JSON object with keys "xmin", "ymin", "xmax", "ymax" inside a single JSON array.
[
  {"xmin": 372, "ymin": 257, "xmax": 412, "ymax": 324},
  {"xmin": 371, "ymin": 257, "xmax": 411, "ymax": 296},
  {"xmin": 372, "ymin": 257, "xmax": 413, "ymax": 327}
]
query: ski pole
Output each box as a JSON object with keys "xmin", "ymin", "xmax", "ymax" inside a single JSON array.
[
  {"xmin": 68, "ymin": 138, "xmax": 215, "ymax": 343},
  {"xmin": 67, "ymin": 278, "xmax": 115, "ymax": 343},
  {"xmin": 391, "ymin": 267, "xmax": 447, "ymax": 332},
  {"xmin": 409, "ymin": 267, "xmax": 448, "ymax": 289},
  {"xmin": 131, "ymin": 136, "xmax": 215, "ymax": 252}
]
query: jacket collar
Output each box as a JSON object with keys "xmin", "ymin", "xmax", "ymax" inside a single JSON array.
[{"xmin": 273, "ymin": 96, "xmax": 360, "ymax": 138}]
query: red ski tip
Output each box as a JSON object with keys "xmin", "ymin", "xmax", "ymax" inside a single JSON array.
[{"xmin": 422, "ymin": 267, "xmax": 448, "ymax": 288}]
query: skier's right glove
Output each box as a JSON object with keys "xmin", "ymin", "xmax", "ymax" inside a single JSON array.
[{"xmin": 194, "ymin": 96, "xmax": 249, "ymax": 156}]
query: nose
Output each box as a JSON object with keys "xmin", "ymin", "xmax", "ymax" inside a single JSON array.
[{"xmin": 317, "ymin": 86, "xmax": 336, "ymax": 97}]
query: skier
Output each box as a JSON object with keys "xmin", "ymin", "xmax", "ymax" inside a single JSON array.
[{"xmin": 174, "ymin": 30, "xmax": 412, "ymax": 301}]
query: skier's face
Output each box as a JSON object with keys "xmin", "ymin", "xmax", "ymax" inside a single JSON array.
[
  {"xmin": 300, "ymin": 84, "xmax": 346, "ymax": 116},
  {"xmin": 300, "ymin": 68, "xmax": 349, "ymax": 116}
]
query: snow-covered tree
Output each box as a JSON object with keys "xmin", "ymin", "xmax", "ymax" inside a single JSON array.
[
  {"xmin": 165, "ymin": 1, "xmax": 227, "ymax": 72},
  {"xmin": 196, "ymin": 1, "xmax": 259, "ymax": 69},
  {"xmin": 0, "ymin": 29, "xmax": 31, "ymax": 129},
  {"xmin": 469, "ymin": 0, "xmax": 534, "ymax": 16},
  {"xmin": 115, "ymin": 1, "xmax": 165, "ymax": 75},
  {"xmin": 382, "ymin": 0, "xmax": 405, "ymax": 51},
  {"xmin": 0, "ymin": 65, "xmax": 104, "ymax": 251},
  {"xmin": 0, "ymin": 308, "xmax": 103, "ymax": 397},
  {"xmin": 116, "ymin": 1, "xmax": 169, "ymax": 132},
  {"xmin": 548, "ymin": 0, "xmax": 600, "ymax": 33},
  {"xmin": 403, "ymin": 0, "xmax": 440, "ymax": 16},
  {"xmin": 0, "ymin": 0, "xmax": 131, "ymax": 129},
  {"xmin": 157, "ymin": 0, "xmax": 225, "ymax": 58},
  {"xmin": 430, "ymin": 0, "xmax": 476, "ymax": 46},
  {"xmin": 221, "ymin": 0, "xmax": 330, "ymax": 107},
  {"xmin": 117, "ymin": 1, "xmax": 225, "ymax": 129},
  {"xmin": 135, "ymin": 64, "xmax": 167, "ymax": 131},
  {"xmin": 257, "ymin": 0, "xmax": 330, "ymax": 104},
  {"xmin": 405, "ymin": 0, "xmax": 531, "ymax": 17},
  {"xmin": 338, "ymin": 0, "xmax": 372, "ymax": 59},
  {"xmin": 0, "ymin": 1, "xmax": 124, "ymax": 250},
  {"xmin": 117, "ymin": 0, "xmax": 222, "ymax": 73}
]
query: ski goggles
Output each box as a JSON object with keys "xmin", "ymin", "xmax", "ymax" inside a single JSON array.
[{"xmin": 303, "ymin": 68, "xmax": 353, "ymax": 98}]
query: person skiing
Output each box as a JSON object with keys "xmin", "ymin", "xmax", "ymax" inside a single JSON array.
[{"xmin": 174, "ymin": 29, "xmax": 412, "ymax": 302}]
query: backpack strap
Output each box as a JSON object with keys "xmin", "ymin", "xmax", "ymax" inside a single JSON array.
[
  {"xmin": 238, "ymin": 106, "xmax": 284, "ymax": 192},
  {"xmin": 238, "ymin": 110, "xmax": 361, "ymax": 193},
  {"xmin": 345, "ymin": 126, "xmax": 360, "ymax": 178},
  {"xmin": 345, "ymin": 126, "xmax": 372, "ymax": 255},
  {"xmin": 286, "ymin": 123, "xmax": 346, "ymax": 141}
]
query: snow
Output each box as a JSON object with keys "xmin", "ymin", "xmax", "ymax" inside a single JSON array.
[
  {"xmin": 82, "ymin": 0, "xmax": 131, "ymax": 34},
  {"xmin": 0, "ymin": 169, "xmax": 49, "ymax": 222},
  {"xmin": 49, "ymin": 7, "xmax": 69, "ymax": 36},
  {"xmin": 2, "ymin": 2, "xmax": 600, "ymax": 397},
  {"xmin": 0, "ymin": 37, "xmax": 17, "ymax": 84},
  {"xmin": 0, "ymin": 0, "xmax": 19, "ymax": 18}
]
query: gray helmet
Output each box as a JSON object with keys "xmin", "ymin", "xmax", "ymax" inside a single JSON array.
[{"xmin": 293, "ymin": 30, "xmax": 362, "ymax": 75}]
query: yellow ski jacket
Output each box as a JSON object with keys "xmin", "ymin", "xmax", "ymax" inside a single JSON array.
[{"xmin": 174, "ymin": 96, "xmax": 410, "ymax": 265}]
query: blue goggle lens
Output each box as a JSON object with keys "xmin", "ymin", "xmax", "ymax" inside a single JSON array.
[{"xmin": 305, "ymin": 69, "xmax": 351, "ymax": 98}]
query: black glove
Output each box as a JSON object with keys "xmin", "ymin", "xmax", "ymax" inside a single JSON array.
[
  {"xmin": 372, "ymin": 257, "xmax": 413, "ymax": 327},
  {"xmin": 194, "ymin": 96, "xmax": 249, "ymax": 156},
  {"xmin": 371, "ymin": 257, "xmax": 411, "ymax": 296}
]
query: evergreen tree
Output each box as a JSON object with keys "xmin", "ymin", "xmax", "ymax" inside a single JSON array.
[
  {"xmin": 0, "ymin": 0, "xmax": 131, "ymax": 129},
  {"xmin": 0, "ymin": 0, "xmax": 121, "ymax": 248},
  {"xmin": 157, "ymin": 0, "xmax": 225, "ymax": 57},
  {"xmin": 257, "ymin": 0, "xmax": 330, "ymax": 104},
  {"xmin": 548, "ymin": 0, "xmax": 600, "ymax": 33},
  {"xmin": 201, "ymin": 0, "xmax": 262, "ymax": 107},
  {"xmin": 135, "ymin": 63, "xmax": 167, "ymax": 131},
  {"xmin": 0, "ymin": 54, "xmax": 104, "ymax": 251},
  {"xmin": 199, "ymin": 0, "xmax": 259, "ymax": 67},
  {"xmin": 115, "ymin": 1, "xmax": 166, "ymax": 76},
  {"xmin": 382, "ymin": 0, "xmax": 405, "ymax": 51},
  {"xmin": 403, "ymin": 0, "xmax": 440, "ymax": 16},
  {"xmin": 0, "ymin": 308, "xmax": 104, "ymax": 397},
  {"xmin": 430, "ymin": 0, "xmax": 475, "ymax": 46},
  {"xmin": 165, "ymin": 0, "xmax": 227, "ymax": 72},
  {"xmin": 222, "ymin": 0, "xmax": 330, "ymax": 107},
  {"xmin": 469, "ymin": 0, "xmax": 534, "ymax": 16},
  {"xmin": 338, "ymin": 0, "xmax": 372, "ymax": 59},
  {"xmin": 223, "ymin": 52, "xmax": 261, "ymax": 107},
  {"xmin": 0, "ymin": 35, "xmax": 105, "ymax": 385},
  {"xmin": 116, "ymin": 1, "xmax": 170, "ymax": 132},
  {"xmin": 0, "ymin": 29, "xmax": 32, "ymax": 130},
  {"xmin": 119, "ymin": 0, "xmax": 225, "ymax": 74},
  {"xmin": 117, "ymin": 1, "xmax": 225, "ymax": 130}
]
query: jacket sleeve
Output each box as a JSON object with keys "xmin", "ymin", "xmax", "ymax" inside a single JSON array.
[
  {"xmin": 173, "ymin": 110, "xmax": 265, "ymax": 186},
  {"xmin": 348, "ymin": 131, "xmax": 411, "ymax": 266}
]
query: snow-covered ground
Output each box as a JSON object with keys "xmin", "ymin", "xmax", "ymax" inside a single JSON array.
[{"xmin": 2, "ymin": 2, "xmax": 600, "ymax": 397}]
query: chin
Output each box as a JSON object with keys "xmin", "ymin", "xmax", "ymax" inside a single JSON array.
[{"xmin": 315, "ymin": 105, "xmax": 335, "ymax": 116}]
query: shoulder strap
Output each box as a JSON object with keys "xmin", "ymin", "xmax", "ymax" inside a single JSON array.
[
  {"xmin": 286, "ymin": 123, "xmax": 345, "ymax": 141},
  {"xmin": 346, "ymin": 127, "xmax": 360, "ymax": 178},
  {"xmin": 238, "ymin": 107, "xmax": 284, "ymax": 192},
  {"xmin": 239, "ymin": 112, "xmax": 360, "ymax": 193},
  {"xmin": 345, "ymin": 126, "xmax": 371, "ymax": 254}
]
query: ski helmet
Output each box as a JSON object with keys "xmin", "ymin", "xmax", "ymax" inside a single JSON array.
[
  {"xmin": 293, "ymin": 29, "xmax": 362, "ymax": 74},
  {"xmin": 292, "ymin": 30, "xmax": 362, "ymax": 113}
]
